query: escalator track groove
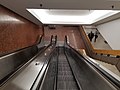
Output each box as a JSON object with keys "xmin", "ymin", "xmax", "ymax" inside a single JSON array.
[
  {"xmin": 57, "ymin": 47, "xmax": 79, "ymax": 90},
  {"xmin": 40, "ymin": 47, "xmax": 80, "ymax": 90},
  {"xmin": 38, "ymin": 47, "xmax": 119, "ymax": 90}
]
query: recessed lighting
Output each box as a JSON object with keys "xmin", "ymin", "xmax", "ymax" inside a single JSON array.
[{"xmin": 27, "ymin": 9, "xmax": 120, "ymax": 24}]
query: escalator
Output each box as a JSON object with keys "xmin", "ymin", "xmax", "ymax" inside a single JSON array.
[
  {"xmin": 35, "ymin": 35, "xmax": 119, "ymax": 90},
  {"xmin": 40, "ymin": 47, "xmax": 80, "ymax": 90},
  {"xmin": 65, "ymin": 47, "xmax": 119, "ymax": 90},
  {"xmin": 0, "ymin": 35, "xmax": 120, "ymax": 90},
  {"xmin": 0, "ymin": 35, "xmax": 57, "ymax": 89},
  {"xmin": 57, "ymin": 47, "xmax": 79, "ymax": 90},
  {"xmin": 39, "ymin": 46, "xmax": 119, "ymax": 90}
]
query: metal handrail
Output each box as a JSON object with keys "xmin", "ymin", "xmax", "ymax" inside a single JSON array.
[
  {"xmin": 64, "ymin": 36, "xmax": 120, "ymax": 89},
  {"xmin": 38, "ymin": 34, "xmax": 44, "ymax": 44},
  {"xmin": 63, "ymin": 36, "xmax": 82, "ymax": 89},
  {"xmin": 64, "ymin": 48, "xmax": 82, "ymax": 90},
  {"xmin": 0, "ymin": 42, "xmax": 50, "ymax": 87},
  {"xmin": 54, "ymin": 47, "xmax": 59, "ymax": 90},
  {"xmin": 30, "ymin": 49, "xmax": 55, "ymax": 90},
  {"xmin": 30, "ymin": 35, "xmax": 57, "ymax": 90}
]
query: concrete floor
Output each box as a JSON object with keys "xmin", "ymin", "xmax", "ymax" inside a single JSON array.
[
  {"xmin": 91, "ymin": 34, "xmax": 112, "ymax": 50},
  {"xmin": 83, "ymin": 26, "xmax": 112, "ymax": 50}
]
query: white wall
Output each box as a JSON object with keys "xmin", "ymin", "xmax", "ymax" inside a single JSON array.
[
  {"xmin": 83, "ymin": 26, "xmax": 112, "ymax": 50},
  {"xmin": 97, "ymin": 19, "xmax": 120, "ymax": 50}
]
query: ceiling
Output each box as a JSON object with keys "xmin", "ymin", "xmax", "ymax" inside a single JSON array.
[
  {"xmin": 45, "ymin": 10, "xmax": 94, "ymax": 16},
  {"xmin": 1, "ymin": 0, "xmax": 120, "ymax": 25},
  {"xmin": 27, "ymin": 9, "xmax": 120, "ymax": 24}
]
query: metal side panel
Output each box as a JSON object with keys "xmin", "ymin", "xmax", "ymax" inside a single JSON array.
[
  {"xmin": 65, "ymin": 48, "xmax": 119, "ymax": 90},
  {"xmin": 0, "ymin": 46, "xmax": 38, "ymax": 85},
  {"xmin": 0, "ymin": 46, "xmax": 55, "ymax": 90}
]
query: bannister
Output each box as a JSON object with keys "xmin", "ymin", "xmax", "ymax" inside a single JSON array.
[
  {"xmin": 79, "ymin": 26, "xmax": 120, "ymax": 72},
  {"xmin": 94, "ymin": 49, "xmax": 120, "ymax": 56},
  {"xmin": 64, "ymin": 36, "xmax": 120, "ymax": 89},
  {"xmin": 79, "ymin": 25, "xmax": 120, "ymax": 57},
  {"xmin": 78, "ymin": 26, "xmax": 94, "ymax": 56},
  {"xmin": 80, "ymin": 26, "xmax": 94, "ymax": 50}
]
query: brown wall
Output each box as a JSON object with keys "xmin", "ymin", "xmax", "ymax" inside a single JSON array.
[
  {"xmin": 0, "ymin": 5, "xmax": 42, "ymax": 55},
  {"xmin": 44, "ymin": 25, "xmax": 85, "ymax": 49}
]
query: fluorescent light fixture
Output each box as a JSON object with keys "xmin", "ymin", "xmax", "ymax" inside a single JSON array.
[{"xmin": 27, "ymin": 9, "xmax": 120, "ymax": 24}]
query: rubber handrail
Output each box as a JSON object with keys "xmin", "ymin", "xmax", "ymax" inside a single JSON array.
[{"xmin": 64, "ymin": 35, "xmax": 120, "ymax": 89}]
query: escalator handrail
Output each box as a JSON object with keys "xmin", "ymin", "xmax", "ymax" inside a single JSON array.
[
  {"xmin": 54, "ymin": 47, "xmax": 59, "ymax": 90},
  {"xmin": 0, "ymin": 43, "xmax": 51, "ymax": 87},
  {"xmin": 64, "ymin": 35, "xmax": 120, "ymax": 88},
  {"xmin": 50, "ymin": 35, "xmax": 53, "ymax": 43},
  {"xmin": 30, "ymin": 35, "xmax": 57, "ymax": 90},
  {"xmin": 30, "ymin": 51, "xmax": 53, "ymax": 90},
  {"xmin": 50, "ymin": 35, "xmax": 57, "ymax": 45},
  {"xmin": 55, "ymin": 35, "xmax": 57, "ymax": 44},
  {"xmin": 30, "ymin": 46, "xmax": 56, "ymax": 90},
  {"xmin": 64, "ymin": 47, "xmax": 83, "ymax": 90},
  {"xmin": 0, "ymin": 35, "xmax": 54, "ymax": 87},
  {"xmin": 38, "ymin": 34, "xmax": 44, "ymax": 44}
]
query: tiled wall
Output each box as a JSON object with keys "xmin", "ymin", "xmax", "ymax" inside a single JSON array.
[{"xmin": 0, "ymin": 5, "xmax": 42, "ymax": 55}]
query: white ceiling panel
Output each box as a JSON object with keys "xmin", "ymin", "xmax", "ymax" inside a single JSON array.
[{"xmin": 1, "ymin": 0, "xmax": 120, "ymax": 25}]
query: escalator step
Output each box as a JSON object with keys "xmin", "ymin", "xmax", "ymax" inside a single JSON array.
[{"xmin": 57, "ymin": 81, "xmax": 78, "ymax": 90}]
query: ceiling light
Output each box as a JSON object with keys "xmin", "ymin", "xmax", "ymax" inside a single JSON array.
[{"xmin": 27, "ymin": 9, "xmax": 120, "ymax": 24}]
